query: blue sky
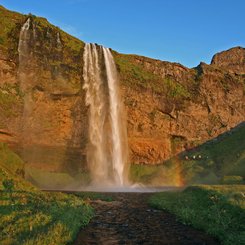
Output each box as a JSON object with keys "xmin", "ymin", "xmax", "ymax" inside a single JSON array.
[{"xmin": 1, "ymin": 0, "xmax": 245, "ymax": 67}]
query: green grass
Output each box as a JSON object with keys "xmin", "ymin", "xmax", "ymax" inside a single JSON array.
[
  {"xmin": 149, "ymin": 185, "xmax": 245, "ymax": 245},
  {"xmin": 113, "ymin": 52, "xmax": 191, "ymax": 99},
  {"xmin": 130, "ymin": 164, "xmax": 165, "ymax": 185},
  {"xmin": 0, "ymin": 190, "xmax": 93, "ymax": 245},
  {"xmin": 0, "ymin": 143, "xmax": 93, "ymax": 244},
  {"xmin": 177, "ymin": 122, "xmax": 245, "ymax": 183},
  {"xmin": 164, "ymin": 76, "xmax": 190, "ymax": 99},
  {"xmin": 113, "ymin": 53, "xmax": 162, "ymax": 91}
]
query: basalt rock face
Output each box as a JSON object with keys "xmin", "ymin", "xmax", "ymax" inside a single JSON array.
[{"xmin": 0, "ymin": 5, "xmax": 244, "ymax": 170}]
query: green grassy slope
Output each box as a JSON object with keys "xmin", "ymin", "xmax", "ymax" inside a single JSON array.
[
  {"xmin": 0, "ymin": 143, "xmax": 93, "ymax": 244},
  {"xmin": 149, "ymin": 185, "xmax": 245, "ymax": 245},
  {"xmin": 0, "ymin": 5, "xmax": 84, "ymax": 57},
  {"xmin": 113, "ymin": 51, "xmax": 193, "ymax": 108},
  {"xmin": 130, "ymin": 122, "xmax": 245, "ymax": 186}
]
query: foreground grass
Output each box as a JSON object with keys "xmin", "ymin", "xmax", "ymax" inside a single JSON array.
[
  {"xmin": 0, "ymin": 143, "xmax": 93, "ymax": 244},
  {"xmin": 0, "ymin": 190, "xmax": 93, "ymax": 245},
  {"xmin": 149, "ymin": 185, "xmax": 245, "ymax": 245}
]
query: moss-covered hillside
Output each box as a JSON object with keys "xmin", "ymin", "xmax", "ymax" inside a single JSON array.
[{"xmin": 130, "ymin": 122, "xmax": 245, "ymax": 186}]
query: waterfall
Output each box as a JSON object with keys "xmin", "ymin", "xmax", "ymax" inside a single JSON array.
[
  {"xmin": 18, "ymin": 18, "xmax": 33, "ymax": 142},
  {"xmin": 83, "ymin": 43, "xmax": 128, "ymax": 186},
  {"xmin": 18, "ymin": 18, "xmax": 31, "ymax": 63}
]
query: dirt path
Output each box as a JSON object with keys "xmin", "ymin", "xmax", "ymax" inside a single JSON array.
[{"xmin": 74, "ymin": 192, "xmax": 219, "ymax": 245}]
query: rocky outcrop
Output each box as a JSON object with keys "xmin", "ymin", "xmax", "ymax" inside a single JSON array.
[
  {"xmin": 211, "ymin": 46, "xmax": 245, "ymax": 74},
  {"xmin": 0, "ymin": 5, "xmax": 244, "ymax": 171}
]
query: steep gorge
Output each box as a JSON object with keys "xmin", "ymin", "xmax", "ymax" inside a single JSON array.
[{"xmin": 0, "ymin": 5, "xmax": 244, "ymax": 180}]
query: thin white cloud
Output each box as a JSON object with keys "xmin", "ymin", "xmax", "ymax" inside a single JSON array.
[
  {"xmin": 60, "ymin": 24, "xmax": 84, "ymax": 39},
  {"xmin": 47, "ymin": 17, "xmax": 84, "ymax": 39}
]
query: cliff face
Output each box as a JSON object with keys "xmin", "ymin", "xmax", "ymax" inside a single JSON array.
[
  {"xmin": 211, "ymin": 46, "xmax": 245, "ymax": 74},
  {"xmin": 0, "ymin": 6, "xmax": 244, "ymax": 170},
  {"xmin": 0, "ymin": 6, "xmax": 87, "ymax": 149},
  {"xmin": 114, "ymin": 53, "xmax": 244, "ymax": 164}
]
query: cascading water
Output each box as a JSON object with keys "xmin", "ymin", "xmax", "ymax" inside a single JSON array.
[
  {"xmin": 18, "ymin": 18, "xmax": 30, "ymax": 62},
  {"xmin": 18, "ymin": 18, "xmax": 33, "ymax": 140},
  {"xmin": 83, "ymin": 43, "xmax": 128, "ymax": 187}
]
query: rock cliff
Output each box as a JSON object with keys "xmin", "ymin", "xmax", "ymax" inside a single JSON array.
[
  {"xmin": 0, "ymin": 5, "xmax": 244, "ymax": 172},
  {"xmin": 211, "ymin": 46, "xmax": 245, "ymax": 74}
]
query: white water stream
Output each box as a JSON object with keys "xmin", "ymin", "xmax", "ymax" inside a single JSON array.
[{"xmin": 83, "ymin": 43, "xmax": 128, "ymax": 187}]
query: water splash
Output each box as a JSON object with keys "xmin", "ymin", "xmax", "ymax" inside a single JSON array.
[{"xmin": 83, "ymin": 43, "xmax": 128, "ymax": 187}]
